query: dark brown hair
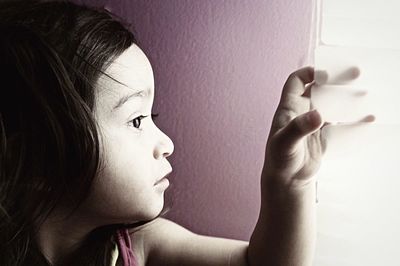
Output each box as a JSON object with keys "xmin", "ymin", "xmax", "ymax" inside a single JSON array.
[{"xmin": 0, "ymin": 1, "xmax": 163, "ymax": 265}]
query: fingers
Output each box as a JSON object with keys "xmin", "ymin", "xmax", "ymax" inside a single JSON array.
[
  {"xmin": 333, "ymin": 114, "xmax": 376, "ymax": 125},
  {"xmin": 275, "ymin": 66, "xmax": 364, "ymax": 137},
  {"xmin": 319, "ymin": 114, "xmax": 375, "ymax": 156},
  {"xmin": 314, "ymin": 70, "xmax": 329, "ymax": 85},
  {"xmin": 277, "ymin": 67, "xmax": 315, "ymax": 124},
  {"xmin": 302, "ymin": 81, "xmax": 315, "ymax": 98},
  {"xmin": 281, "ymin": 67, "xmax": 314, "ymax": 98},
  {"xmin": 274, "ymin": 109, "xmax": 323, "ymax": 156},
  {"xmin": 315, "ymin": 66, "xmax": 360, "ymax": 85},
  {"xmin": 282, "ymin": 66, "xmax": 360, "ymax": 102},
  {"xmin": 359, "ymin": 115, "xmax": 375, "ymax": 123}
]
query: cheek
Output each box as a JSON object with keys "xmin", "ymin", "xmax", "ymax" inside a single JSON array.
[
  {"xmin": 95, "ymin": 142, "xmax": 148, "ymax": 200},
  {"xmin": 82, "ymin": 132, "xmax": 163, "ymax": 222},
  {"xmin": 85, "ymin": 157, "xmax": 156, "ymax": 222}
]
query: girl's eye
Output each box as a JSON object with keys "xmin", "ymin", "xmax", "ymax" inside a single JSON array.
[{"xmin": 129, "ymin": 113, "xmax": 159, "ymax": 129}]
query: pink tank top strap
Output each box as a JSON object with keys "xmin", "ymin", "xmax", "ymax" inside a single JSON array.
[{"xmin": 115, "ymin": 228, "xmax": 138, "ymax": 266}]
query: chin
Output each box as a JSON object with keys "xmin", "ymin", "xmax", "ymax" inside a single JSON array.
[
  {"xmin": 148, "ymin": 195, "xmax": 166, "ymax": 219},
  {"xmin": 129, "ymin": 195, "xmax": 165, "ymax": 223}
]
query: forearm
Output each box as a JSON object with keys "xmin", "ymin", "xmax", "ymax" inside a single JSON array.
[{"xmin": 247, "ymin": 178, "xmax": 316, "ymax": 266}]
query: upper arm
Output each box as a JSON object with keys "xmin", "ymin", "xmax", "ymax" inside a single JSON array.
[{"xmin": 132, "ymin": 217, "xmax": 249, "ymax": 266}]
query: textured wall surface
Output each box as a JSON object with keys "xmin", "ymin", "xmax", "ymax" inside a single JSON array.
[{"xmin": 74, "ymin": 0, "xmax": 313, "ymax": 241}]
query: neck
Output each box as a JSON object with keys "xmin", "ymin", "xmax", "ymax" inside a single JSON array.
[{"xmin": 35, "ymin": 209, "xmax": 99, "ymax": 264}]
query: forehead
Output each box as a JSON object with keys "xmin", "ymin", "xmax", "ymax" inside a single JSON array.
[{"xmin": 95, "ymin": 44, "xmax": 154, "ymax": 108}]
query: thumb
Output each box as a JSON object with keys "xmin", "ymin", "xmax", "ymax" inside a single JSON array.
[{"xmin": 275, "ymin": 110, "xmax": 323, "ymax": 156}]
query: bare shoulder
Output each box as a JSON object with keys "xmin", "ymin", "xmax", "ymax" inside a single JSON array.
[{"xmin": 129, "ymin": 217, "xmax": 249, "ymax": 266}]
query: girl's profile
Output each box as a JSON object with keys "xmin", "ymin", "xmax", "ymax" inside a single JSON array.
[{"xmin": 0, "ymin": 1, "xmax": 372, "ymax": 265}]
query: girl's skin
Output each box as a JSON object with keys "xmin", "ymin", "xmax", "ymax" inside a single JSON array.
[{"xmin": 37, "ymin": 43, "xmax": 369, "ymax": 265}]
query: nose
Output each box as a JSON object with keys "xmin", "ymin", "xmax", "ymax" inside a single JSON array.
[{"xmin": 153, "ymin": 128, "xmax": 174, "ymax": 160}]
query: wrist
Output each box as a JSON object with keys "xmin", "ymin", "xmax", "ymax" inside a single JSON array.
[{"xmin": 261, "ymin": 173, "xmax": 316, "ymax": 203}]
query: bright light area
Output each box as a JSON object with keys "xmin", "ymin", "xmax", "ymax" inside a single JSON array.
[{"xmin": 312, "ymin": 0, "xmax": 400, "ymax": 265}]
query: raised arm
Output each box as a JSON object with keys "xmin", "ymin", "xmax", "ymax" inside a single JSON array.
[
  {"xmin": 248, "ymin": 67, "xmax": 322, "ymax": 266},
  {"xmin": 137, "ymin": 67, "xmax": 321, "ymax": 266}
]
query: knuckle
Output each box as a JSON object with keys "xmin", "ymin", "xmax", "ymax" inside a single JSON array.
[
  {"xmin": 268, "ymin": 136, "xmax": 298, "ymax": 168},
  {"xmin": 274, "ymin": 107, "xmax": 297, "ymax": 128},
  {"xmin": 291, "ymin": 115, "xmax": 306, "ymax": 134},
  {"xmin": 284, "ymin": 74, "xmax": 298, "ymax": 90},
  {"xmin": 288, "ymin": 71, "xmax": 298, "ymax": 81}
]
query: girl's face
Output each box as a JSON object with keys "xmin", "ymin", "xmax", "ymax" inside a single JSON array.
[{"xmin": 82, "ymin": 44, "xmax": 174, "ymax": 224}]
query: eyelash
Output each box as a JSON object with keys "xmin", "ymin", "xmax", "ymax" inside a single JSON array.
[{"xmin": 129, "ymin": 113, "xmax": 159, "ymax": 129}]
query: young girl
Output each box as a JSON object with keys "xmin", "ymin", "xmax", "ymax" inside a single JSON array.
[{"xmin": 0, "ymin": 1, "xmax": 364, "ymax": 265}]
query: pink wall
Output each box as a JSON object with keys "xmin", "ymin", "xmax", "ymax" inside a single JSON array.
[{"xmin": 75, "ymin": 0, "xmax": 313, "ymax": 241}]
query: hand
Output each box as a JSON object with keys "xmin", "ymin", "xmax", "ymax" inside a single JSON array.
[
  {"xmin": 261, "ymin": 67, "xmax": 373, "ymax": 192},
  {"xmin": 261, "ymin": 67, "xmax": 322, "ymax": 191}
]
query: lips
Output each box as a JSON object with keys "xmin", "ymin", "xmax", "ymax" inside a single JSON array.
[{"xmin": 154, "ymin": 171, "xmax": 172, "ymax": 185}]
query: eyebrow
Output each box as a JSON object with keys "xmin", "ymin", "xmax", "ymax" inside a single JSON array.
[{"xmin": 112, "ymin": 88, "xmax": 152, "ymax": 110}]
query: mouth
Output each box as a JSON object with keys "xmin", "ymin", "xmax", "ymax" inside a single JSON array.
[{"xmin": 154, "ymin": 171, "xmax": 172, "ymax": 186}]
